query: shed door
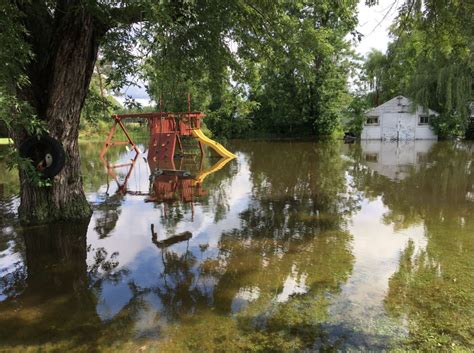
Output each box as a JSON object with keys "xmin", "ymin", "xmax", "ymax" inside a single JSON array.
[{"xmin": 382, "ymin": 113, "xmax": 415, "ymax": 140}]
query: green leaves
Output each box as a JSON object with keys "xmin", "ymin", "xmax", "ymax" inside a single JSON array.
[
  {"xmin": 0, "ymin": 2, "xmax": 32, "ymax": 90},
  {"xmin": 81, "ymin": 67, "xmax": 121, "ymax": 127},
  {"xmin": 2, "ymin": 0, "xmax": 398, "ymax": 143},
  {"xmin": 141, "ymin": 0, "xmax": 359, "ymax": 138}
]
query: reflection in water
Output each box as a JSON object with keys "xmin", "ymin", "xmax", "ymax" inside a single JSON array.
[
  {"xmin": 0, "ymin": 222, "xmax": 100, "ymax": 352},
  {"xmin": 346, "ymin": 140, "xmax": 474, "ymax": 350},
  {"xmin": 0, "ymin": 140, "xmax": 474, "ymax": 351},
  {"xmin": 367, "ymin": 142, "xmax": 474, "ymax": 351},
  {"xmin": 100, "ymin": 140, "xmax": 234, "ymax": 224},
  {"xmin": 358, "ymin": 140, "xmax": 435, "ymax": 180}
]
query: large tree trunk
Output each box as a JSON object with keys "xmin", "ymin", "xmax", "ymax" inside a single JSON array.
[{"xmin": 16, "ymin": 4, "xmax": 106, "ymax": 224}]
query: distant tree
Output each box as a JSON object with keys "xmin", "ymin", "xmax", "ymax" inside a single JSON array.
[
  {"xmin": 246, "ymin": 1, "xmax": 359, "ymax": 137},
  {"xmin": 80, "ymin": 66, "xmax": 121, "ymax": 129},
  {"xmin": 364, "ymin": 49, "xmax": 387, "ymax": 106}
]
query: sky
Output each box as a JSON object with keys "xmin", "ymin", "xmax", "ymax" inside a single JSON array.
[
  {"xmin": 115, "ymin": 0, "xmax": 398, "ymax": 106},
  {"xmin": 355, "ymin": 0, "xmax": 399, "ymax": 56}
]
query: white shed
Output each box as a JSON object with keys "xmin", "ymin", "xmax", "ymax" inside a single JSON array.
[{"xmin": 361, "ymin": 96, "xmax": 438, "ymax": 140}]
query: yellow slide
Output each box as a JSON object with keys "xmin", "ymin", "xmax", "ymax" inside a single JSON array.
[
  {"xmin": 0, "ymin": 138, "xmax": 13, "ymax": 145},
  {"xmin": 194, "ymin": 157, "xmax": 234, "ymax": 185},
  {"xmin": 191, "ymin": 128, "xmax": 237, "ymax": 159}
]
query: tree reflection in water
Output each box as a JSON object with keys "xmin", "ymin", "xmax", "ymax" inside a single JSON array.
[
  {"xmin": 0, "ymin": 221, "xmax": 101, "ymax": 351},
  {"xmin": 8, "ymin": 140, "xmax": 473, "ymax": 351},
  {"xmin": 349, "ymin": 141, "xmax": 474, "ymax": 350},
  {"xmin": 151, "ymin": 141, "xmax": 364, "ymax": 351}
]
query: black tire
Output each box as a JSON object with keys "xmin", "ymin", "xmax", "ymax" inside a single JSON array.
[{"xmin": 19, "ymin": 135, "xmax": 66, "ymax": 178}]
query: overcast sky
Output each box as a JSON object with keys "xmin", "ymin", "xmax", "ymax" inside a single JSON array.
[
  {"xmin": 356, "ymin": 0, "xmax": 399, "ymax": 56},
  {"xmin": 116, "ymin": 0, "xmax": 398, "ymax": 106}
]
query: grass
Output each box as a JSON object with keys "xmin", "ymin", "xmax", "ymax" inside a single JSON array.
[{"xmin": 79, "ymin": 120, "xmax": 149, "ymax": 142}]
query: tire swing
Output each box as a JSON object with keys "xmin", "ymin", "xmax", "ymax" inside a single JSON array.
[{"xmin": 19, "ymin": 135, "xmax": 66, "ymax": 178}]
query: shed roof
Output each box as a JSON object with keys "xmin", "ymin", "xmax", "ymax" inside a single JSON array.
[{"xmin": 367, "ymin": 96, "xmax": 439, "ymax": 116}]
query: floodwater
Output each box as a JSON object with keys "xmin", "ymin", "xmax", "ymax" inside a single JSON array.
[{"xmin": 0, "ymin": 139, "xmax": 473, "ymax": 352}]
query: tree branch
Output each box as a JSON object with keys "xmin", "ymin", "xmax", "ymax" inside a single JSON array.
[{"xmin": 95, "ymin": 3, "xmax": 147, "ymax": 31}]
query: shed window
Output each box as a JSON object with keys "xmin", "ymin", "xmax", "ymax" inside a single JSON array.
[
  {"xmin": 365, "ymin": 153, "xmax": 378, "ymax": 162},
  {"xmin": 366, "ymin": 116, "xmax": 379, "ymax": 125},
  {"xmin": 419, "ymin": 115, "xmax": 430, "ymax": 125}
]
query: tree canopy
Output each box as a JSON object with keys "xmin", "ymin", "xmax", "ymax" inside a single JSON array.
[{"xmin": 141, "ymin": 0, "xmax": 359, "ymax": 138}]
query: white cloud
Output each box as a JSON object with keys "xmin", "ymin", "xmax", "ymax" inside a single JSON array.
[{"xmin": 114, "ymin": 79, "xmax": 154, "ymax": 107}]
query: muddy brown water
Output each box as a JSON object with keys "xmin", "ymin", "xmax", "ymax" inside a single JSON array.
[{"xmin": 0, "ymin": 140, "xmax": 473, "ymax": 352}]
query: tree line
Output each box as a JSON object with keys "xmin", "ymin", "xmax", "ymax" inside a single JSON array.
[
  {"xmin": 82, "ymin": 1, "xmax": 474, "ymax": 140},
  {"xmin": 80, "ymin": 0, "xmax": 360, "ymax": 139}
]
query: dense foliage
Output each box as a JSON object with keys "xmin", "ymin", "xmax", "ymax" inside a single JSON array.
[
  {"xmin": 144, "ymin": 0, "xmax": 359, "ymax": 139},
  {"xmin": 81, "ymin": 71, "xmax": 120, "ymax": 129}
]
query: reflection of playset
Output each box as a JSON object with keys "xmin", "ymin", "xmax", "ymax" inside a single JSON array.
[{"xmin": 100, "ymin": 96, "xmax": 235, "ymax": 205}]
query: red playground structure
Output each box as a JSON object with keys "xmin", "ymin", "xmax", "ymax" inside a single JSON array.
[
  {"xmin": 100, "ymin": 96, "xmax": 236, "ymax": 172},
  {"xmin": 100, "ymin": 96, "xmax": 236, "ymax": 209}
]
